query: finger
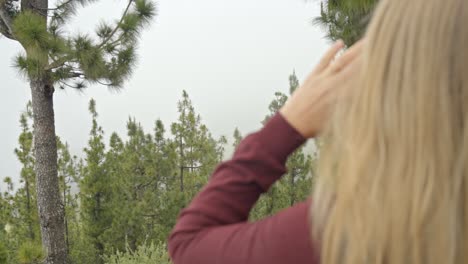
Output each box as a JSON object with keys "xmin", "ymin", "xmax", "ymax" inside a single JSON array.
[
  {"xmin": 327, "ymin": 39, "xmax": 365, "ymax": 74},
  {"xmin": 314, "ymin": 40, "xmax": 345, "ymax": 74},
  {"xmin": 336, "ymin": 53, "xmax": 363, "ymax": 86}
]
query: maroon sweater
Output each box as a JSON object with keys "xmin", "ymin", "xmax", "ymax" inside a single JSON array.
[{"xmin": 168, "ymin": 113, "xmax": 319, "ymax": 264}]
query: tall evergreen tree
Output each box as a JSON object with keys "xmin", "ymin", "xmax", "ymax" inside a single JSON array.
[
  {"xmin": 250, "ymin": 72, "xmax": 313, "ymax": 219},
  {"xmin": 0, "ymin": 177, "xmax": 15, "ymax": 263},
  {"xmin": 232, "ymin": 128, "xmax": 243, "ymax": 149},
  {"xmin": 170, "ymin": 91, "xmax": 226, "ymax": 200},
  {"xmin": 0, "ymin": 192, "xmax": 7, "ymax": 264},
  {"xmin": 79, "ymin": 99, "xmax": 112, "ymax": 264},
  {"xmin": 0, "ymin": 0, "xmax": 155, "ymax": 260},
  {"xmin": 106, "ymin": 118, "xmax": 153, "ymax": 252},
  {"xmin": 13, "ymin": 103, "xmax": 40, "ymax": 243},
  {"xmin": 0, "ymin": 180, "xmax": 13, "ymax": 263},
  {"xmin": 56, "ymin": 139, "xmax": 80, "ymax": 260},
  {"xmin": 315, "ymin": 0, "xmax": 377, "ymax": 45},
  {"xmin": 96, "ymin": 132, "xmax": 126, "ymax": 258},
  {"xmin": 149, "ymin": 119, "xmax": 178, "ymax": 241},
  {"xmin": 289, "ymin": 70, "xmax": 299, "ymax": 94}
]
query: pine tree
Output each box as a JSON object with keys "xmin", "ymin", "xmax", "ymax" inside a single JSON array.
[
  {"xmin": 13, "ymin": 103, "xmax": 40, "ymax": 243},
  {"xmin": 56, "ymin": 139, "xmax": 80, "ymax": 260},
  {"xmin": 0, "ymin": 185, "xmax": 11, "ymax": 263},
  {"xmin": 106, "ymin": 118, "xmax": 153, "ymax": 252},
  {"xmin": 95, "ymin": 132, "xmax": 125, "ymax": 259},
  {"xmin": 153, "ymin": 119, "xmax": 178, "ymax": 192},
  {"xmin": 232, "ymin": 128, "xmax": 243, "ymax": 149},
  {"xmin": 0, "ymin": 0, "xmax": 155, "ymax": 261},
  {"xmin": 149, "ymin": 119, "xmax": 178, "ymax": 241},
  {"xmin": 315, "ymin": 0, "xmax": 377, "ymax": 46},
  {"xmin": 170, "ymin": 91, "xmax": 226, "ymax": 200},
  {"xmin": 79, "ymin": 99, "xmax": 112, "ymax": 264},
  {"xmin": 0, "ymin": 177, "xmax": 15, "ymax": 263},
  {"xmin": 289, "ymin": 70, "xmax": 299, "ymax": 94},
  {"xmin": 250, "ymin": 71, "xmax": 313, "ymax": 219}
]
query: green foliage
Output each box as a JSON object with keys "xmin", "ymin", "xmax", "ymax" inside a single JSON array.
[
  {"xmin": 17, "ymin": 241, "xmax": 44, "ymax": 264},
  {"xmin": 1, "ymin": 0, "xmax": 155, "ymax": 259},
  {"xmin": 49, "ymin": 0, "xmax": 100, "ymax": 25},
  {"xmin": 12, "ymin": 11, "xmax": 68, "ymax": 78},
  {"xmin": 134, "ymin": 0, "xmax": 156, "ymax": 24},
  {"xmin": 0, "ymin": 102, "xmax": 82, "ymax": 263},
  {"xmin": 104, "ymin": 242, "xmax": 170, "ymax": 264},
  {"xmin": 75, "ymin": 92, "xmax": 225, "ymax": 261},
  {"xmin": 315, "ymin": 0, "xmax": 378, "ymax": 46},
  {"xmin": 2, "ymin": 104, "xmax": 42, "ymax": 263},
  {"xmin": 4, "ymin": 79, "xmax": 316, "ymax": 262},
  {"xmin": 12, "ymin": 12, "xmax": 48, "ymax": 49},
  {"xmin": 232, "ymin": 127, "xmax": 243, "ymax": 148},
  {"xmin": 170, "ymin": 90, "xmax": 225, "ymax": 201},
  {"xmin": 289, "ymin": 70, "xmax": 299, "ymax": 94},
  {"xmin": 79, "ymin": 99, "xmax": 112, "ymax": 263},
  {"xmin": 56, "ymin": 138, "xmax": 81, "ymax": 263},
  {"xmin": 0, "ymin": 241, "xmax": 7, "ymax": 264},
  {"xmin": 6, "ymin": 0, "xmax": 156, "ymax": 88},
  {"xmin": 13, "ymin": 53, "xmax": 44, "ymax": 79}
]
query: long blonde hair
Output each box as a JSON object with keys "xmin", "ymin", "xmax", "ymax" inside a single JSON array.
[{"xmin": 312, "ymin": 0, "xmax": 468, "ymax": 263}]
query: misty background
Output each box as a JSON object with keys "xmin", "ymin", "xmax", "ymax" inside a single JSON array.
[{"xmin": 0, "ymin": 0, "xmax": 328, "ymax": 187}]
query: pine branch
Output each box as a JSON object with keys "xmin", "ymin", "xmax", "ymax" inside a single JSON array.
[
  {"xmin": 95, "ymin": 79, "xmax": 113, "ymax": 86},
  {"xmin": 96, "ymin": 0, "xmax": 132, "ymax": 49},
  {"xmin": 45, "ymin": 0, "xmax": 132, "ymax": 71},
  {"xmin": 106, "ymin": 34, "xmax": 125, "ymax": 48},
  {"xmin": 58, "ymin": 80, "xmax": 76, "ymax": 88},
  {"xmin": 58, "ymin": 80, "xmax": 86, "ymax": 89},
  {"xmin": 45, "ymin": 55, "xmax": 72, "ymax": 70},
  {"xmin": 0, "ymin": 7, "xmax": 14, "ymax": 40}
]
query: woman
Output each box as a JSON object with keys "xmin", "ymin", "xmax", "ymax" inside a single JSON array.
[{"xmin": 169, "ymin": 0, "xmax": 468, "ymax": 263}]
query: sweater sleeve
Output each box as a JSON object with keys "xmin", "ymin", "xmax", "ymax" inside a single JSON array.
[{"xmin": 168, "ymin": 113, "xmax": 319, "ymax": 264}]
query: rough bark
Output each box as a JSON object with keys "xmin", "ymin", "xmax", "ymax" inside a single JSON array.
[{"xmin": 30, "ymin": 78, "xmax": 68, "ymax": 264}]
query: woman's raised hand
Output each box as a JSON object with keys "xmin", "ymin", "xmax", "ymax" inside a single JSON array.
[{"xmin": 280, "ymin": 40, "xmax": 364, "ymax": 138}]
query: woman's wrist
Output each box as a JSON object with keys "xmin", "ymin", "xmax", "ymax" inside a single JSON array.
[{"xmin": 280, "ymin": 105, "xmax": 318, "ymax": 139}]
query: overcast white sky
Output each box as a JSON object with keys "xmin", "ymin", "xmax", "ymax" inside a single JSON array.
[{"xmin": 0, "ymin": 0, "xmax": 329, "ymax": 187}]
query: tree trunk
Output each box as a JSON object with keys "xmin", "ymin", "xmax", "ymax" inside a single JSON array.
[
  {"xmin": 30, "ymin": 78, "xmax": 68, "ymax": 264},
  {"xmin": 179, "ymin": 136, "xmax": 184, "ymax": 192}
]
